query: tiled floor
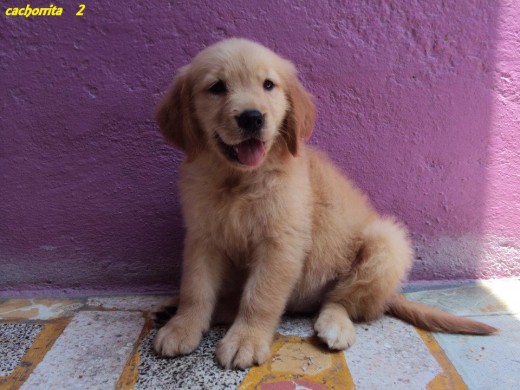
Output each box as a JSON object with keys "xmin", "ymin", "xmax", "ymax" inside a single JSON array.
[{"xmin": 0, "ymin": 279, "xmax": 518, "ymax": 389}]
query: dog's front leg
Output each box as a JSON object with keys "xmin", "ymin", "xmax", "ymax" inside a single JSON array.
[
  {"xmin": 154, "ymin": 236, "xmax": 224, "ymax": 357},
  {"xmin": 216, "ymin": 240, "xmax": 304, "ymax": 369}
]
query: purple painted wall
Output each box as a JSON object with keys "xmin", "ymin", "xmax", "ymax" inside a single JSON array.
[{"xmin": 1, "ymin": 1, "xmax": 519, "ymax": 295}]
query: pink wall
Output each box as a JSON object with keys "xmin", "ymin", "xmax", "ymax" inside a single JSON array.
[{"xmin": 1, "ymin": 1, "xmax": 519, "ymax": 295}]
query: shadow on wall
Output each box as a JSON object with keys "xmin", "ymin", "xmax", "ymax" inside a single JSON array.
[{"xmin": 1, "ymin": 1, "xmax": 518, "ymax": 295}]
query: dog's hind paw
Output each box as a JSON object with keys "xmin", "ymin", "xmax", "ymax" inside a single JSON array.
[{"xmin": 314, "ymin": 304, "xmax": 356, "ymax": 350}]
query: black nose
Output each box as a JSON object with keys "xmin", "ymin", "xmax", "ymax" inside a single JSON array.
[{"xmin": 236, "ymin": 110, "xmax": 264, "ymax": 133}]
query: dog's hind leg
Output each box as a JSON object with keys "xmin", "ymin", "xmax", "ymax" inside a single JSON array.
[{"xmin": 314, "ymin": 217, "xmax": 413, "ymax": 349}]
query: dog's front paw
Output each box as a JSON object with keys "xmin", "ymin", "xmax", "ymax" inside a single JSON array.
[
  {"xmin": 314, "ymin": 306, "xmax": 356, "ymax": 350},
  {"xmin": 153, "ymin": 317, "xmax": 202, "ymax": 357},
  {"xmin": 216, "ymin": 326, "xmax": 271, "ymax": 369}
]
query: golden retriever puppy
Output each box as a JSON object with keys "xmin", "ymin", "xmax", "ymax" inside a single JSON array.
[{"xmin": 154, "ymin": 38, "xmax": 497, "ymax": 369}]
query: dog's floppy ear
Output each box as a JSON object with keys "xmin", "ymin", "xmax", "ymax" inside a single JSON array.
[
  {"xmin": 283, "ymin": 63, "xmax": 316, "ymax": 156},
  {"xmin": 156, "ymin": 66, "xmax": 203, "ymax": 161}
]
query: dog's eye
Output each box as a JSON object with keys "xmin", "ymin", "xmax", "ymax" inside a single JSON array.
[
  {"xmin": 208, "ymin": 80, "xmax": 227, "ymax": 95},
  {"xmin": 263, "ymin": 79, "xmax": 275, "ymax": 91}
]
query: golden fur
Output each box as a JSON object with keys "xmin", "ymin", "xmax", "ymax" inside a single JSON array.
[{"xmin": 154, "ymin": 38, "xmax": 497, "ymax": 369}]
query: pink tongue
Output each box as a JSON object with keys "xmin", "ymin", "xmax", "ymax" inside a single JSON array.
[{"xmin": 235, "ymin": 139, "xmax": 265, "ymax": 167}]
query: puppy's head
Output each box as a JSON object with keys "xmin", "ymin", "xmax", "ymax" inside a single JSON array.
[{"xmin": 157, "ymin": 38, "xmax": 315, "ymax": 169}]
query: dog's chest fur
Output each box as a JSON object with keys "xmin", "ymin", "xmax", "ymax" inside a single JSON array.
[{"xmin": 180, "ymin": 159, "xmax": 309, "ymax": 263}]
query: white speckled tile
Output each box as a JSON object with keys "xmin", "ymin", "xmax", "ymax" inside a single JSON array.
[
  {"xmin": 136, "ymin": 327, "xmax": 248, "ymax": 390},
  {"xmin": 345, "ymin": 317, "xmax": 442, "ymax": 389},
  {"xmin": 86, "ymin": 295, "xmax": 167, "ymax": 311},
  {"xmin": 0, "ymin": 323, "xmax": 43, "ymax": 376},
  {"xmin": 20, "ymin": 311, "xmax": 144, "ymax": 390},
  {"xmin": 433, "ymin": 314, "xmax": 520, "ymax": 390}
]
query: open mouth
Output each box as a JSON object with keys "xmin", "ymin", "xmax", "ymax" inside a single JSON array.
[{"xmin": 216, "ymin": 135, "xmax": 266, "ymax": 167}]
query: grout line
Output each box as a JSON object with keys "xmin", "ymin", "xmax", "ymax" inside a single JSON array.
[
  {"xmin": 415, "ymin": 328, "xmax": 468, "ymax": 390},
  {"xmin": 115, "ymin": 316, "xmax": 155, "ymax": 390},
  {"xmin": 0, "ymin": 318, "xmax": 70, "ymax": 390}
]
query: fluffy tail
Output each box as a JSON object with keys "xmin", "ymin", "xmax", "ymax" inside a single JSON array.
[{"xmin": 387, "ymin": 294, "xmax": 498, "ymax": 335}]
